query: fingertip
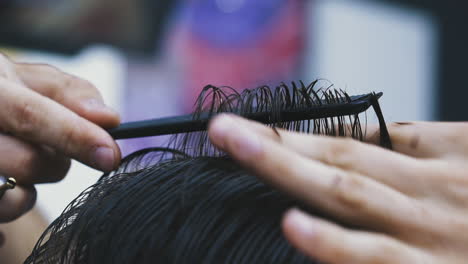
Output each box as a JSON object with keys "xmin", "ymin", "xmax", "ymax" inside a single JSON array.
[
  {"xmin": 282, "ymin": 208, "xmax": 321, "ymax": 259},
  {"xmin": 209, "ymin": 114, "xmax": 263, "ymax": 162},
  {"xmin": 208, "ymin": 114, "xmax": 235, "ymax": 149},
  {"xmin": 73, "ymin": 117, "xmax": 122, "ymax": 172},
  {"xmin": 90, "ymin": 143, "xmax": 121, "ymax": 172},
  {"xmin": 282, "ymin": 208, "xmax": 316, "ymax": 239}
]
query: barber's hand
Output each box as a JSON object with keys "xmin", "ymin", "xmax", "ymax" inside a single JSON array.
[
  {"xmin": 209, "ymin": 114, "xmax": 468, "ymax": 264},
  {"xmin": 0, "ymin": 54, "xmax": 120, "ymax": 224}
]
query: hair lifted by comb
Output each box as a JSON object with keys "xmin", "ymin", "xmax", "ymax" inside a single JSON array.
[
  {"xmin": 25, "ymin": 80, "xmax": 389, "ymax": 264},
  {"xmin": 168, "ymin": 80, "xmax": 367, "ymax": 157}
]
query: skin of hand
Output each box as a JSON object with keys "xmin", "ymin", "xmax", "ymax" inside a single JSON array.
[
  {"xmin": 0, "ymin": 54, "xmax": 121, "ymax": 227},
  {"xmin": 208, "ymin": 114, "xmax": 468, "ymax": 264}
]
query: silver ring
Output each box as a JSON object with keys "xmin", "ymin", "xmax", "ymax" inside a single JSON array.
[{"xmin": 0, "ymin": 176, "xmax": 16, "ymax": 200}]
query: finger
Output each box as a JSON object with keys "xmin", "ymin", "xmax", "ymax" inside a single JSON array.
[
  {"xmin": 363, "ymin": 122, "xmax": 468, "ymax": 159},
  {"xmin": 226, "ymin": 116, "xmax": 468, "ymax": 209},
  {"xmin": 226, "ymin": 114, "xmax": 468, "ymax": 160},
  {"xmin": 0, "ymin": 78, "xmax": 120, "ymax": 172},
  {"xmin": 0, "ymin": 134, "xmax": 71, "ymax": 184},
  {"xmin": 0, "ymin": 185, "xmax": 36, "ymax": 223},
  {"xmin": 14, "ymin": 63, "xmax": 120, "ymax": 128},
  {"xmin": 216, "ymin": 115, "xmax": 432, "ymax": 196},
  {"xmin": 208, "ymin": 115, "xmax": 420, "ymax": 232},
  {"xmin": 282, "ymin": 209, "xmax": 431, "ymax": 264}
]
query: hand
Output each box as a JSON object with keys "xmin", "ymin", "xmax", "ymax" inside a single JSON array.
[
  {"xmin": 209, "ymin": 114, "xmax": 468, "ymax": 264},
  {"xmin": 0, "ymin": 54, "xmax": 121, "ymax": 225}
]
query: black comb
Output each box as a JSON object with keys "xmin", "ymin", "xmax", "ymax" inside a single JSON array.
[{"xmin": 108, "ymin": 92, "xmax": 388, "ymax": 145}]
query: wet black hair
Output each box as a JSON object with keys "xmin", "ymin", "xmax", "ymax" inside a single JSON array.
[{"xmin": 26, "ymin": 81, "xmax": 390, "ymax": 263}]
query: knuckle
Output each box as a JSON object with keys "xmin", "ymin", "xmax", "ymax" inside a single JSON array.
[
  {"xmin": 59, "ymin": 74, "xmax": 75, "ymax": 89},
  {"xmin": 36, "ymin": 64, "xmax": 67, "ymax": 99},
  {"xmin": 411, "ymin": 203, "xmax": 444, "ymax": 234},
  {"xmin": 11, "ymin": 101, "xmax": 38, "ymax": 137},
  {"xmin": 79, "ymin": 78, "xmax": 97, "ymax": 91},
  {"xmin": 441, "ymin": 172, "xmax": 468, "ymax": 201},
  {"xmin": 329, "ymin": 172, "xmax": 367, "ymax": 210},
  {"xmin": 78, "ymin": 79, "xmax": 102, "ymax": 99},
  {"xmin": 323, "ymin": 138, "xmax": 356, "ymax": 169},
  {"xmin": 55, "ymin": 69, "xmax": 75, "ymax": 90},
  {"xmin": 64, "ymin": 74, "xmax": 97, "ymax": 92},
  {"xmin": 36, "ymin": 64, "xmax": 99, "ymax": 99},
  {"xmin": 60, "ymin": 74, "xmax": 101, "ymax": 101}
]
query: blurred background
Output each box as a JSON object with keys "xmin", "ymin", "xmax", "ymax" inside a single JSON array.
[{"xmin": 0, "ymin": 0, "xmax": 465, "ymax": 224}]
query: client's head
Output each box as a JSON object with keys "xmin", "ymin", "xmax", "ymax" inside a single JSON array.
[
  {"xmin": 26, "ymin": 149, "xmax": 314, "ymax": 263},
  {"xmin": 26, "ymin": 81, "xmax": 387, "ymax": 263}
]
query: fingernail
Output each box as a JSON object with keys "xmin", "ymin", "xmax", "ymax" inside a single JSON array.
[
  {"xmin": 231, "ymin": 126, "xmax": 262, "ymax": 159},
  {"xmin": 209, "ymin": 115, "xmax": 235, "ymax": 148},
  {"xmin": 286, "ymin": 209, "xmax": 315, "ymax": 237},
  {"xmin": 210, "ymin": 115, "xmax": 261, "ymax": 159},
  {"xmin": 82, "ymin": 99, "xmax": 118, "ymax": 115},
  {"xmin": 210, "ymin": 115, "xmax": 262, "ymax": 159},
  {"xmin": 91, "ymin": 147, "xmax": 116, "ymax": 172}
]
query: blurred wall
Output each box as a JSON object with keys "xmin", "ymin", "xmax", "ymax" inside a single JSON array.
[{"xmin": 305, "ymin": 0, "xmax": 438, "ymax": 122}]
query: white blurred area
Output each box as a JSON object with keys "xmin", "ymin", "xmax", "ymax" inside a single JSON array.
[
  {"xmin": 14, "ymin": 46, "xmax": 126, "ymax": 221},
  {"xmin": 306, "ymin": 0, "xmax": 438, "ymax": 122}
]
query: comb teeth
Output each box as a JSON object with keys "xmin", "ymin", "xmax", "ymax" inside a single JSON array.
[
  {"xmin": 107, "ymin": 92, "xmax": 381, "ymax": 140},
  {"xmin": 108, "ymin": 80, "xmax": 392, "ymax": 158},
  {"xmin": 242, "ymin": 92, "xmax": 382, "ymax": 123}
]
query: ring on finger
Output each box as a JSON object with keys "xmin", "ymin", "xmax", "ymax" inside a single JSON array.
[{"xmin": 0, "ymin": 176, "xmax": 16, "ymax": 199}]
